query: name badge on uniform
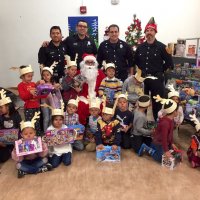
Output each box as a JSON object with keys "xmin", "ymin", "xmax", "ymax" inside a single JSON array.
[
  {"xmin": 87, "ymin": 41, "xmax": 91, "ymax": 46},
  {"xmin": 73, "ymin": 42, "xmax": 78, "ymax": 46}
]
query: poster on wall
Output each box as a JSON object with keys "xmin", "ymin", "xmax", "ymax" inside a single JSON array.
[{"xmin": 68, "ymin": 16, "xmax": 98, "ymax": 47}]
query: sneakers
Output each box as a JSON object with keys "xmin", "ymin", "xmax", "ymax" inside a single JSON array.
[
  {"xmin": 138, "ymin": 143, "xmax": 156, "ymax": 156},
  {"xmin": 39, "ymin": 163, "xmax": 53, "ymax": 173},
  {"xmin": 17, "ymin": 170, "xmax": 26, "ymax": 178}
]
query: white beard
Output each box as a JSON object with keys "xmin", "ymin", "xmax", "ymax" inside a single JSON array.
[{"xmin": 81, "ymin": 64, "xmax": 98, "ymax": 98}]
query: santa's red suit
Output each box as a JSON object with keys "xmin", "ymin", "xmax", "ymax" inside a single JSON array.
[{"xmin": 78, "ymin": 69, "xmax": 105, "ymax": 125}]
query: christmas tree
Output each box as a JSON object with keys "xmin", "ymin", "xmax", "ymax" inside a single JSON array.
[{"xmin": 125, "ymin": 14, "xmax": 145, "ymax": 51}]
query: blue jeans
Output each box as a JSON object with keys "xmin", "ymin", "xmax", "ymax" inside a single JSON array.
[
  {"xmin": 49, "ymin": 153, "xmax": 72, "ymax": 168},
  {"xmin": 41, "ymin": 107, "xmax": 51, "ymax": 132},
  {"xmin": 150, "ymin": 143, "xmax": 164, "ymax": 163},
  {"xmin": 72, "ymin": 140, "xmax": 84, "ymax": 151},
  {"xmin": 18, "ymin": 157, "xmax": 47, "ymax": 174}
]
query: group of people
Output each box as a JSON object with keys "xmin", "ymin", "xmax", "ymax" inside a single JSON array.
[{"xmin": 1, "ymin": 17, "xmax": 200, "ymax": 178}]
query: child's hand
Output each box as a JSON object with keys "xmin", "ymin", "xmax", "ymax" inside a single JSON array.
[
  {"xmin": 97, "ymin": 144, "xmax": 104, "ymax": 150},
  {"xmin": 30, "ymin": 88, "xmax": 37, "ymax": 96},
  {"xmin": 39, "ymin": 80, "xmax": 45, "ymax": 85},
  {"xmin": 121, "ymin": 125, "xmax": 129, "ymax": 133},
  {"xmin": 74, "ymin": 87, "xmax": 81, "ymax": 93},
  {"xmin": 165, "ymin": 151, "xmax": 172, "ymax": 158},
  {"xmin": 54, "ymin": 83, "xmax": 61, "ymax": 90},
  {"xmin": 112, "ymin": 145, "xmax": 118, "ymax": 151}
]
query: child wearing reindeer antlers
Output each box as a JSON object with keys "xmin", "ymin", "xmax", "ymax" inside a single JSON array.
[
  {"xmin": 12, "ymin": 112, "xmax": 52, "ymax": 178},
  {"xmin": 62, "ymin": 54, "xmax": 81, "ymax": 107},
  {"xmin": 46, "ymin": 100, "xmax": 73, "ymax": 168},
  {"xmin": 138, "ymin": 95, "xmax": 179, "ymax": 163},
  {"xmin": 40, "ymin": 61, "xmax": 61, "ymax": 131},
  {"xmin": 187, "ymin": 114, "xmax": 200, "ymax": 168}
]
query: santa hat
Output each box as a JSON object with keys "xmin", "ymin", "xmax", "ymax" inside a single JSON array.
[
  {"xmin": 104, "ymin": 63, "xmax": 115, "ymax": 71},
  {"xmin": 144, "ymin": 17, "xmax": 157, "ymax": 33},
  {"xmin": 0, "ymin": 89, "xmax": 11, "ymax": 106},
  {"xmin": 89, "ymin": 97, "xmax": 101, "ymax": 109},
  {"xmin": 64, "ymin": 54, "xmax": 78, "ymax": 69},
  {"xmin": 40, "ymin": 61, "xmax": 58, "ymax": 75},
  {"xmin": 189, "ymin": 114, "xmax": 200, "ymax": 132},
  {"xmin": 67, "ymin": 97, "xmax": 79, "ymax": 108},
  {"xmin": 20, "ymin": 112, "xmax": 40, "ymax": 130},
  {"xmin": 167, "ymin": 84, "xmax": 179, "ymax": 99},
  {"xmin": 41, "ymin": 100, "xmax": 65, "ymax": 116},
  {"xmin": 138, "ymin": 95, "xmax": 151, "ymax": 107},
  {"xmin": 153, "ymin": 95, "xmax": 177, "ymax": 114},
  {"xmin": 135, "ymin": 66, "xmax": 157, "ymax": 82},
  {"xmin": 82, "ymin": 53, "xmax": 96, "ymax": 62}
]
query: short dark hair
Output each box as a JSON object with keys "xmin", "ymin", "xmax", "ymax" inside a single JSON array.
[
  {"xmin": 50, "ymin": 26, "xmax": 62, "ymax": 34},
  {"xmin": 108, "ymin": 24, "xmax": 120, "ymax": 32},
  {"xmin": 19, "ymin": 65, "xmax": 28, "ymax": 69},
  {"xmin": 76, "ymin": 20, "xmax": 88, "ymax": 27}
]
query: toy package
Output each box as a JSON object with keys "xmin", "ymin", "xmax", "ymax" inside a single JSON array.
[
  {"xmin": 36, "ymin": 84, "xmax": 54, "ymax": 97},
  {"xmin": 0, "ymin": 129, "xmax": 19, "ymax": 144},
  {"xmin": 15, "ymin": 137, "xmax": 42, "ymax": 156},
  {"xmin": 67, "ymin": 124, "xmax": 85, "ymax": 140},
  {"xmin": 161, "ymin": 149, "xmax": 183, "ymax": 170},
  {"xmin": 96, "ymin": 145, "xmax": 121, "ymax": 162},
  {"xmin": 42, "ymin": 128, "xmax": 77, "ymax": 146},
  {"xmin": 70, "ymin": 74, "xmax": 86, "ymax": 89}
]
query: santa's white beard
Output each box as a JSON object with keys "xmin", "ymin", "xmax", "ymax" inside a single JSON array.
[{"xmin": 81, "ymin": 65, "xmax": 98, "ymax": 98}]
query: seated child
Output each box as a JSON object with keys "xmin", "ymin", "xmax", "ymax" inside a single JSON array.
[
  {"xmin": 84, "ymin": 97, "xmax": 102, "ymax": 152},
  {"xmin": 187, "ymin": 114, "xmax": 200, "ymax": 168},
  {"xmin": 64, "ymin": 98, "xmax": 84, "ymax": 151},
  {"xmin": 95, "ymin": 102, "xmax": 121, "ymax": 151},
  {"xmin": 130, "ymin": 95, "xmax": 154, "ymax": 153},
  {"xmin": 98, "ymin": 62, "xmax": 122, "ymax": 106},
  {"xmin": 12, "ymin": 112, "xmax": 52, "ymax": 178},
  {"xmin": 138, "ymin": 95, "xmax": 179, "ymax": 163},
  {"xmin": 62, "ymin": 54, "xmax": 81, "ymax": 107},
  {"xmin": 47, "ymin": 101, "xmax": 72, "ymax": 168},
  {"xmin": 0, "ymin": 89, "xmax": 22, "ymax": 163},
  {"xmin": 114, "ymin": 94, "xmax": 133, "ymax": 149}
]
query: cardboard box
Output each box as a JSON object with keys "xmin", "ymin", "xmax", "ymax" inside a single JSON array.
[
  {"xmin": 96, "ymin": 145, "xmax": 121, "ymax": 162},
  {"xmin": 15, "ymin": 137, "xmax": 42, "ymax": 156},
  {"xmin": 0, "ymin": 129, "xmax": 19, "ymax": 144}
]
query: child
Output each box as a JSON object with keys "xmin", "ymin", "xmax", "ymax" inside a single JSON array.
[
  {"xmin": 122, "ymin": 67, "xmax": 156, "ymax": 111},
  {"xmin": 64, "ymin": 98, "xmax": 84, "ymax": 151},
  {"xmin": 84, "ymin": 97, "xmax": 102, "ymax": 152},
  {"xmin": 130, "ymin": 95, "xmax": 154, "ymax": 153},
  {"xmin": 40, "ymin": 62, "xmax": 61, "ymax": 131},
  {"xmin": 139, "ymin": 95, "xmax": 178, "ymax": 162},
  {"xmin": 17, "ymin": 65, "xmax": 43, "ymax": 135},
  {"xmin": 47, "ymin": 101, "xmax": 72, "ymax": 168},
  {"xmin": 158, "ymin": 84, "xmax": 184, "ymax": 145},
  {"xmin": 114, "ymin": 94, "xmax": 133, "ymax": 149},
  {"xmin": 0, "ymin": 89, "xmax": 21, "ymax": 163},
  {"xmin": 12, "ymin": 112, "xmax": 52, "ymax": 178},
  {"xmin": 95, "ymin": 101, "xmax": 121, "ymax": 151},
  {"xmin": 62, "ymin": 54, "xmax": 80, "ymax": 107},
  {"xmin": 98, "ymin": 62, "xmax": 122, "ymax": 106},
  {"xmin": 187, "ymin": 114, "xmax": 200, "ymax": 168}
]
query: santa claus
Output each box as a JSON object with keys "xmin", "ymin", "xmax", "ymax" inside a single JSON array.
[{"xmin": 77, "ymin": 54, "xmax": 105, "ymax": 125}]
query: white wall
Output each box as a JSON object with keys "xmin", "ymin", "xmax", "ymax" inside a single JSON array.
[{"xmin": 0, "ymin": 0, "xmax": 200, "ymax": 88}]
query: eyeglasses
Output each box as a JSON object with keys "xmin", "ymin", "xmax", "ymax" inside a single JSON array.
[
  {"xmin": 85, "ymin": 60, "xmax": 95, "ymax": 65},
  {"xmin": 77, "ymin": 25, "xmax": 88, "ymax": 28}
]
